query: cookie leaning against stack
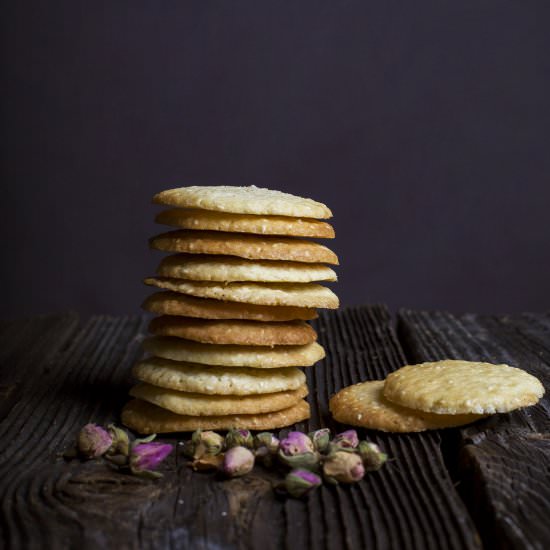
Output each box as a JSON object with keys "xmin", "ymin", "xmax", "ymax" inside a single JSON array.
[
  {"xmin": 122, "ymin": 185, "xmax": 339, "ymax": 433},
  {"xmin": 329, "ymin": 360, "xmax": 545, "ymax": 432}
]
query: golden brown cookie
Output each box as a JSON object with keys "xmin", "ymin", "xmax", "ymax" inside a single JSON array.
[
  {"xmin": 155, "ymin": 209, "xmax": 335, "ymax": 238},
  {"xmin": 148, "ymin": 316, "xmax": 317, "ymax": 346},
  {"xmin": 133, "ymin": 357, "xmax": 306, "ymax": 395},
  {"xmin": 129, "ymin": 382, "xmax": 308, "ymax": 416},
  {"xmin": 144, "ymin": 279, "xmax": 339, "ymax": 309},
  {"xmin": 329, "ymin": 380, "xmax": 486, "ymax": 432},
  {"xmin": 383, "ymin": 360, "xmax": 545, "ymax": 414},
  {"xmin": 142, "ymin": 292, "xmax": 318, "ymax": 321},
  {"xmin": 143, "ymin": 337, "xmax": 326, "ymax": 368},
  {"xmin": 152, "ymin": 185, "xmax": 332, "ymax": 219},
  {"xmin": 149, "ymin": 231, "xmax": 339, "ymax": 264},
  {"xmin": 122, "ymin": 398, "xmax": 311, "ymax": 433},
  {"xmin": 157, "ymin": 254, "xmax": 337, "ymax": 283}
]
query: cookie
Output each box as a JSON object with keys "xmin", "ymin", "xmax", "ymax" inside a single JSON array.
[
  {"xmin": 157, "ymin": 254, "xmax": 337, "ymax": 283},
  {"xmin": 156, "ymin": 209, "xmax": 335, "ymax": 238},
  {"xmin": 152, "ymin": 185, "xmax": 332, "ymax": 219},
  {"xmin": 149, "ymin": 231, "xmax": 339, "ymax": 264},
  {"xmin": 143, "ymin": 337, "xmax": 326, "ymax": 368},
  {"xmin": 329, "ymin": 380, "xmax": 486, "ymax": 432},
  {"xmin": 149, "ymin": 316, "xmax": 317, "ymax": 346},
  {"xmin": 133, "ymin": 357, "xmax": 306, "ymax": 395},
  {"xmin": 142, "ymin": 292, "xmax": 318, "ymax": 321},
  {"xmin": 129, "ymin": 382, "xmax": 308, "ymax": 416},
  {"xmin": 383, "ymin": 360, "xmax": 545, "ymax": 414},
  {"xmin": 122, "ymin": 398, "xmax": 311, "ymax": 433},
  {"xmin": 144, "ymin": 279, "xmax": 339, "ymax": 309}
]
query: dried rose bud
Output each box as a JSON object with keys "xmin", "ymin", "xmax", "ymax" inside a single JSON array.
[
  {"xmin": 222, "ymin": 446, "xmax": 255, "ymax": 477},
  {"xmin": 107, "ymin": 424, "xmax": 130, "ymax": 456},
  {"xmin": 279, "ymin": 431, "xmax": 314, "ymax": 456},
  {"xmin": 254, "ymin": 432, "xmax": 279, "ymax": 453},
  {"xmin": 78, "ymin": 424, "xmax": 113, "ymax": 459},
  {"xmin": 332, "ymin": 429, "xmax": 359, "ymax": 449},
  {"xmin": 358, "ymin": 441, "xmax": 388, "ymax": 472},
  {"xmin": 284, "ymin": 469, "xmax": 322, "ymax": 498},
  {"xmin": 130, "ymin": 442, "xmax": 173, "ymax": 478},
  {"xmin": 195, "ymin": 430, "xmax": 224, "ymax": 456},
  {"xmin": 277, "ymin": 449, "xmax": 320, "ymax": 471},
  {"xmin": 322, "ymin": 451, "xmax": 365, "ymax": 484},
  {"xmin": 225, "ymin": 429, "xmax": 254, "ymax": 449},
  {"xmin": 308, "ymin": 428, "xmax": 331, "ymax": 453}
]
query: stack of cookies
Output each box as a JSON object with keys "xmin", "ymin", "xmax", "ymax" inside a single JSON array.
[
  {"xmin": 122, "ymin": 186, "xmax": 339, "ymax": 434},
  {"xmin": 330, "ymin": 360, "xmax": 544, "ymax": 432}
]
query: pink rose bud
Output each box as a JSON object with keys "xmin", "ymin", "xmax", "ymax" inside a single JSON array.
[
  {"xmin": 332, "ymin": 430, "xmax": 359, "ymax": 449},
  {"xmin": 222, "ymin": 446, "xmax": 255, "ymax": 477},
  {"xmin": 130, "ymin": 442, "xmax": 173, "ymax": 474},
  {"xmin": 284, "ymin": 469, "xmax": 322, "ymax": 498},
  {"xmin": 279, "ymin": 431, "xmax": 314, "ymax": 456},
  {"xmin": 225, "ymin": 429, "xmax": 254, "ymax": 449},
  {"xmin": 78, "ymin": 424, "xmax": 113, "ymax": 459},
  {"xmin": 358, "ymin": 441, "xmax": 388, "ymax": 471},
  {"xmin": 323, "ymin": 451, "xmax": 365, "ymax": 484}
]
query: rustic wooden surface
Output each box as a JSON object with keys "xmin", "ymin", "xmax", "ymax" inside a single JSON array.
[
  {"xmin": 1, "ymin": 307, "xmax": 548, "ymax": 549},
  {"xmin": 398, "ymin": 310, "xmax": 550, "ymax": 550}
]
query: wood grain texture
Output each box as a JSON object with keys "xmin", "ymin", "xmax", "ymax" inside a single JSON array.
[
  {"xmin": 398, "ymin": 310, "xmax": 550, "ymax": 550},
  {"xmin": 0, "ymin": 308, "xmax": 481, "ymax": 550}
]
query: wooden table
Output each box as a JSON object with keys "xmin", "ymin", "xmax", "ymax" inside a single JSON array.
[{"xmin": 1, "ymin": 307, "xmax": 549, "ymax": 549}]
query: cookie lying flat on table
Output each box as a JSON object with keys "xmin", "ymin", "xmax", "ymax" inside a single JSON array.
[
  {"xmin": 143, "ymin": 337, "xmax": 326, "ymax": 368},
  {"xmin": 330, "ymin": 380, "xmax": 486, "ymax": 432},
  {"xmin": 133, "ymin": 357, "xmax": 306, "ymax": 395},
  {"xmin": 149, "ymin": 316, "xmax": 317, "ymax": 346},
  {"xmin": 142, "ymin": 292, "xmax": 318, "ymax": 321},
  {"xmin": 153, "ymin": 185, "xmax": 332, "ymax": 219},
  {"xmin": 150, "ymin": 230, "xmax": 339, "ymax": 264},
  {"xmin": 144, "ymin": 279, "xmax": 339, "ymax": 309},
  {"xmin": 122, "ymin": 398, "xmax": 311, "ymax": 433},
  {"xmin": 156, "ymin": 209, "xmax": 335, "ymax": 238},
  {"xmin": 383, "ymin": 360, "xmax": 545, "ymax": 415},
  {"xmin": 129, "ymin": 383, "xmax": 308, "ymax": 416},
  {"xmin": 157, "ymin": 254, "xmax": 337, "ymax": 283}
]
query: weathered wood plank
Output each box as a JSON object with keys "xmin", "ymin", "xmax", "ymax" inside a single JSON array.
[
  {"xmin": 398, "ymin": 310, "xmax": 550, "ymax": 550},
  {"xmin": 1, "ymin": 308, "xmax": 481, "ymax": 549}
]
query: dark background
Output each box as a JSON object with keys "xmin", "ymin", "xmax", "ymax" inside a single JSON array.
[{"xmin": 2, "ymin": 1, "xmax": 549, "ymax": 319}]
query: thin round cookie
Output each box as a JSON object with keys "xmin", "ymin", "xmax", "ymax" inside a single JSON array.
[
  {"xmin": 149, "ymin": 316, "xmax": 317, "ymax": 346},
  {"xmin": 383, "ymin": 360, "xmax": 545, "ymax": 414},
  {"xmin": 149, "ymin": 231, "xmax": 339, "ymax": 264},
  {"xmin": 144, "ymin": 279, "xmax": 339, "ymax": 309},
  {"xmin": 133, "ymin": 357, "xmax": 306, "ymax": 395},
  {"xmin": 329, "ymin": 380, "xmax": 486, "ymax": 432},
  {"xmin": 122, "ymin": 398, "xmax": 311, "ymax": 434},
  {"xmin": 143, "ymin": 337, "xmax": 325, "ymax": 368},
  {"xmin": 152, "ymin": 185, "xmax": 332, "ymax": 219},
  {"xmin": 155, "ymin": 209, "xmax": 335, "ymax": 238},
  {"xmin": 129, "ymin": 383, "xmax": 308, "ymax": 416},
  {"xmin": 142, "ymin": 292, "xmax": 318, "ymax": 321},
  {"xmin": 157, "ymin": 254, "xmax": 337, "ymax": 283}
]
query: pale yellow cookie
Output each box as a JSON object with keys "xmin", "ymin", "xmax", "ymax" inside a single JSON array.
[
  {"xmin": 144, "ymin": 279, "xmax": 339, "ymax": 309},
  {"xmin": 156, "ymin": 209, "xmax": 335, "ymax": 238},
  {"xmin": 152, "ymin": 185, "xmax": 332, "ymax": 219},
  {"xmin": 383, "ymin": 360, "xmax": 545, "ymax": 414},
  {"xmin": 142, "ymin": 292, "xmax": 318, "ymax": 321},
  {"xmin": 122, "ymin": 398, "xmax": 311, "ymax": 433},
  {"xmin": 133, "ymin": 357, "xmax": 306, "ymax": 395},
  {"xmin": 129, "ymin": 382, "xmax": 308, "ymax": 416},
  {"xmin": 143, "ymin": 337, "xmax": 325, "ymax": 368},
  {"xmin": 149, "ymin": 316, "xmax": 317, "ymax": 346},
  {"xmin": 157, "ymin": 254, "xmax": 337, "ymax": 283},
  {"xmin": 329, "ymin": 380, "xmax": 486, "ymax": 432},
  {"xmin": 150, "ymin": 231, "xmax": 339, "ymax": 264}
]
